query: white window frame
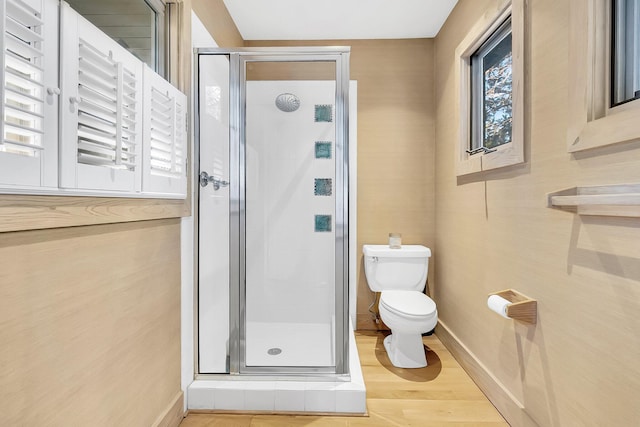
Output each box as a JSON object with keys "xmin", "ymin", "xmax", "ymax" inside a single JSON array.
[
  {"xmin": 145, "ymin": 0, "xmax": 166, "ymax": 77},
  {"xmin": 567, "ymin": 0, "xmax": 640, "ymax": 152},
  {"xmin": 455, "ymin": 0, "xmax": 525, "ymax": 177},
  {"xmin": 64, "ymin": 0, "xmax": 167, "ymax": 76}
]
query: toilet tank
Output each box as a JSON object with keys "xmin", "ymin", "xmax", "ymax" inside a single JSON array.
[{"xmin": 363, "ymin": 245, "xmax": 431, "ymax": 292}]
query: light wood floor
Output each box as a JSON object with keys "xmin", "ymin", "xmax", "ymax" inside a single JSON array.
[{"xmin": 180, "ymin": 331, "xmax": 508, "ymax": 426}]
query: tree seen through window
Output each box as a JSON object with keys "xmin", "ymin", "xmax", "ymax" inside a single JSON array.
[{"xmin": 482, "ymin": 33, "xmax": 512, "ymax": 149}]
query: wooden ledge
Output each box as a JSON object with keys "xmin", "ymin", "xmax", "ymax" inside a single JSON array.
[{"xmin": 547, "ymin": 183, "xmax": 640, "ymax": 217}]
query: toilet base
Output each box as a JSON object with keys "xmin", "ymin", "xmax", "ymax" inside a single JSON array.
[{"xmin": 383, "ymin": 333, "xmax": 427, "ymax": 368}]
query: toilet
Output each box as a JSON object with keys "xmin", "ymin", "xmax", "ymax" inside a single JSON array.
[{"xmin": 363, "ymin": 244, "xmax": 437, "ymax": 368}]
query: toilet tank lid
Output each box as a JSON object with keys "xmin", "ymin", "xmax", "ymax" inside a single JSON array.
[{"xmin": 363, "ymin": 245, "xmax": 431, "ymax": 258}]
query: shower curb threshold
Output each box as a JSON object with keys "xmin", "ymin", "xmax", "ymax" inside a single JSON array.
[{"xmin": 187, "ymin": 328, "xmax": 366, "ymax": 414}]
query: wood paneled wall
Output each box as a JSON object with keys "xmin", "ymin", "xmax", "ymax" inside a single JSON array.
[
  {"xmin": 246, "ymin": 39, "xmax": 436, "ymax": 331},
  {"xmin": 434, "ymin": 1, "xmax": 640, "ymax": 426},
  {"xmin": 0, "ymin": 220, "xmax": 182, "ymax": 426}
]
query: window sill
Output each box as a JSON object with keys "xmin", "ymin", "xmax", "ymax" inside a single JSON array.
[
  {"xmin": 568, "ymin": 101, "xmax": 640, "ymax": 153},
  {"xmin": 456, "ymin": 141, "xmax": 525, "ymax": 177},
  {"xmin": 0, "ymin": 193, "xmax": 190, "ymax": 233}
]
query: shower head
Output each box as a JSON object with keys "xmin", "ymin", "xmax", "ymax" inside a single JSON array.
[{"xmin": 275, "ymin": 93, "xmax": 300, "ymax": 112}]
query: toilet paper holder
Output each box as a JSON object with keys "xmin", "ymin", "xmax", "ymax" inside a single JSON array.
[{"xmin": 488, "ymin": 289, "xmax": 537, "ymax": 324}]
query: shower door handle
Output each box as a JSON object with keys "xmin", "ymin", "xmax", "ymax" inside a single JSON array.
[{"xmin": 200, "ymin": 171, "xmax": 229, "ymax": 190}]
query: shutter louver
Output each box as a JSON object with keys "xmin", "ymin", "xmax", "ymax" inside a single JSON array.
[
  {"xmin": 149, "ymin": 86, "xmax": 175, "ymax": 175},
  {"xmin": 2, "ymin": 0, "xmax": 44, "ymax": 157},
  {"xmin": 143, "ymin": 66, "xmax": 187, "ymax": 197},
  {"xmin": 174, "ymin": 99, "xmax": 185, "ymax": 177},
  {"xmin": 76, "ymin": 40, "xmax": 138, "ymax": 171}
]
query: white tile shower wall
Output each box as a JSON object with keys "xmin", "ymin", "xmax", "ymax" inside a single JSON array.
[
  {"xmin": 245, "ymin": 80, "xmax": 336, "ymax": 326},
  {"xmin": 245, "ymin": 81, "xmax": 337, "ymax": 367}
]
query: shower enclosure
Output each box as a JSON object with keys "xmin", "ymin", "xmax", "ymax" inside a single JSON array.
[{"xmin": 196, "ymin": 48, "xmax": 351, "ymax": 376}]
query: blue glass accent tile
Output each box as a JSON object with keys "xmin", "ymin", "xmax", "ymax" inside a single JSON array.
[
  {"xmin": 314, "ymin": 104, "xmax": 333, "ymax": 122},
  {"xmin": 315, "ymin": 141, "xmax": 332, "ymax": 159},
  {"xmin": 315, "ymin": 215, "xmax": 332, "ymax": 232},
  {"xmin": 314, "ymin": 178, "xmax": 332, "ymax": 196}
]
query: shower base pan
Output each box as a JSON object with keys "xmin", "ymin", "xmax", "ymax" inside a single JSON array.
[
  {"xmin": 187, "ymin": 323, "xmax": 366, "ymax": 414},
  {"xmin": 245, "ymin": 321, "xmax": 333, "ymax": 367}
]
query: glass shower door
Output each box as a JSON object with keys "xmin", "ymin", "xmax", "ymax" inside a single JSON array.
[{"xmin": 236, "ymin": 56, "xmax": 348, "ymax": 373}]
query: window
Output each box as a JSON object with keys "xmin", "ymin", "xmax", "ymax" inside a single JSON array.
[
  {"xmin": 611, "ymin": 0, "xmax": 640, "ymax": 107},
  {"xmin": 65, "ymin": 0, "xmax": 166, "ymax": 75},
  {"xmin": 455, "ymin": 1, "xmax": 524, "ymax": 176},
  {"xmin": 567, "ymin": 0, "xmax": 640, "ymax": 152},
  {"xmin": 470, "ymin": 18, "xmax": 513, "ymax": 153}
]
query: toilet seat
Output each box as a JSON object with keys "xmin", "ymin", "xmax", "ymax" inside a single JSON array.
[{"xmin": 380, "ymin": 291, "xmax": 436, "ymax": 319}]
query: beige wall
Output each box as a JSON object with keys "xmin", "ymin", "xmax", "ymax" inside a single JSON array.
[
  {"xmin": 434, "ymin": 1, "xmax": 640, "ymax": 426},
  {"xmin": 0, "ymin": 220, "xmax": 181, "ymax": 426},
  {"xmin": 192, "ymin": 0, "xmax": 244, "ymax": 47},
  {"xmin": 247, "ymin": 39, "xmax": 437, "ymax": 330}
]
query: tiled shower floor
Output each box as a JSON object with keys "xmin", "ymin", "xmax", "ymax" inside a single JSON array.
[{"xmin": 245, "ymin": 321, "xmax": 334, "ymax": 367}]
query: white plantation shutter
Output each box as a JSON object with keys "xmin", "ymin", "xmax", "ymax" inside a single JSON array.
[
  {"xmin": 142, "ymin": 66, "xmax": 187, "ymax": 197},
  {"xmin": 60, "ymin": 3, "xmax": 142, "ymax": 193},
  {"xmin": 76, "ymin": 44, "xmax": 138, "ymax": 170},
  {"xmin": 0, "ymin": 0, "xmax": 57, "ymax": 189}
]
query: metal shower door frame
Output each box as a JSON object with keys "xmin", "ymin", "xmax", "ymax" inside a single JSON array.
[{"xmin": 197, "ymin": 47, "xmax": 350, "ymax": 376}]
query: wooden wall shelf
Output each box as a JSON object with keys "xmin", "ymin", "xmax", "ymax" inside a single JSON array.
[
  {"xmin": 547, "ymin": 183, "xmax": 640, "ymax": 217},
  {"xmin": 489, "ymin": 289, "xmax": 537, "ymax": 324}
]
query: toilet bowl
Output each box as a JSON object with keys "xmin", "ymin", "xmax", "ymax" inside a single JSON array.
[
  {"xmin": 379, "ymin": 290, "xmax": 437, "ymax": 368},
  {"xmin": 363, "ymin": 245, "xmax": 438, "ymax": 368}
]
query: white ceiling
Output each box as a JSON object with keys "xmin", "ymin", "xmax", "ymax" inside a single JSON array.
[{"xmin": 222, "ymin": 0, "xmax": 459, "ymax": 41}]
